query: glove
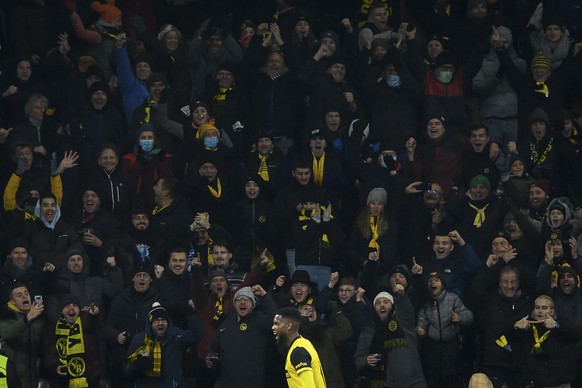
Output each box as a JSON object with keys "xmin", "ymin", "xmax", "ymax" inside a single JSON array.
[
  {"xmin": 15, "ymin": 156, "xmax": 29, "ymax": 176},
  {"xmin": 50, "ymin": 152, "xmax": 59, "ymax": 176}
]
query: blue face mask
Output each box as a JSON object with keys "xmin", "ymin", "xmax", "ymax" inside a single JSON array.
[
  {"xmin": 139, "ymin": 139, "xmax": 154, "ymax": 152},
  {"xmin": 204, "ymin": 137, "xmax": 219, "ymax": 149},
  {"xmin": 386, "ymin": 75, "xmax": 401, "ymax": 88}
]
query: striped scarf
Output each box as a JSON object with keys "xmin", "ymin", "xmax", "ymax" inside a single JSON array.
[
  {"xmin": 127, "ymin": 334, "xmax": 162, "ymax": 377},
  {"xmin": 55, "ymin": 316, "xmax": 89, "ymax": 387}
]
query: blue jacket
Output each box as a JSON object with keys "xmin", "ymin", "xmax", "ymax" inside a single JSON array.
[{"xmin": 114, "ymin": 47, "xmax": 148, "ymax": 124}]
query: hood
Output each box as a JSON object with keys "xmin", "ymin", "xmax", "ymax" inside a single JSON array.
[
  {"xmin": 546, "ymin": 196, "xmax": 573, "ymax": 227},
  {"xmin": 528, "ymin": 108, "xmax": 551, "ymax": 130}
]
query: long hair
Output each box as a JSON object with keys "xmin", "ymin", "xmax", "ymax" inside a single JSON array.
[{"xmin": 356, "ymin": 206, "xmax": 389, "ymax": 240}]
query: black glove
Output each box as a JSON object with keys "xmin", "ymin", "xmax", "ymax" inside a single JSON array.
[
  {"xmin": 15, "ymin": 156, "xmax": 29, "ymax": 176},
  {"xmin": 50, "ymin": 152, "xmax": 59, "ymax": 176}
]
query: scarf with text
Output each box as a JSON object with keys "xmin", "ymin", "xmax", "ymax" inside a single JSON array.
[{"xmin": 55, "ymin": 316, "xmax": 89, "ymax": 387}]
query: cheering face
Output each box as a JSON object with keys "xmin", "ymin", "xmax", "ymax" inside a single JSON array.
[
  {"xmin": 168, "ymin": 252, "xmax": 187, "ymax": 275},
  {"xmin": 98, "ymin": 148, "xmax": 118, "ymax": 172},
  {"xmin": 67, "ymin": 255, "xmax": 84, "ymax": 274},
  {"xmin": 337, "ymin": 285, "xmax": 355, "ymax": 304},
  {"xmin": 40, "ymin": 197, "xmax": 57, "ymax": 222},
  {"xmin": 532, "ymin": 66, "xmax": 550, "ymax": 83},
  {"xmin": 83, "ymin": 190, "xmax": 101, "ymax": 214},
  {"xmin": 491, "ymin": 237, "xmax": 510, "ymax": 257},
  {"xmin": 10, "ymin": 247, "xmax": 28, "ymax": 268},
  {"xmin": 530, "ymin": 120, "xmax": 547, "ymax": 140},
  {"xmin": 510, "ymin": 160, "xmax": 524, "ymax": 177},
  {"xmin": 10, "ymin": 286, "xmax": 32, "ymax": 312},
  {"xmin": 325, "ymin": 112, "xmax": 340, "ymax": 132},
  {"xmin": 428, "ymin": 277, "xmax": 444, "ymax": 297},
  {"xmin": 244, "ymin": 181, "xmax": 260, "ymax": 200},
  {"xmin": 131, "ymin": 214, "xmax": 149, "ymax": 231},
  {"xmin": 499, "ymin": 271, "xmax": 519, "ymax": 298},
  {"xmin": 295, "ymin": 20, "xmax": 309, "ymax": 37},
  {"xmin": 469, "ymin": 184, "xmax": 489, "ymax": 201},
  {"xmin": 151, "ymin": 318, "xmax": 168, "ymax": 337},
  {"xmin": 433, "ymin": 236, "xmax": 454, "ymax": 259},
  {"xmin": 164, "ymin": 30, "xmax": 180, "ymax": 51},
  {"xmin": 300, "ymin": 304, "xmax": 317, "ymax": 321},
  {"xmin": 320, "ymin": 37, "xmax": 336, "ymax": 56},
  {"xmin": 310, "ymin": 137, "xmax": 326, "ymax": 157},
  {"xmin": 192, "ymin": 107, "xmax": 209, "ymax": 126},
  {"xmin": 559, "ymin": 272, "xmax": 577, "ymax": 295},
  {"xmin": 91, "ymin": 90, "xmax": 108, "ymax": 110},
  {"xmin": 132, "ymin": 272, "xmax": 153, "ymax": 293},
  {"xmin": 390, "ymin": 272, "xmax": 408, "ymax": 290},
  {"xmin": 374, "ymin": 297, "xmax": 393, "ymax": 321},
  {"xmin": 426, "ymin": 119, "xmax": 445, "ymax": 139},
  {"xmin": 62, "ymin": 303, "xmax": 81, "ymax": 325},
  {"xmin": 548, "ymin": 209, "xmax": 565, "ymax": 228},
  {"xmin": 528, "ymin": 186, "xmax": 548, "ymax": 210},
  {"xmin": 234, "ymin": 295, "xmax": 254, "ymax": 318},
  {"xmin": 209, "ymin": 276, "xmax": 228, "ymax": 297},
  {"xmin": 327, "ymin": 63, "xmax": 346, "ymax": 83},
  {"xmin": 291, "ymin": 282, "xmax": 310, "ymax": 303},
  {"xmin": 469, "ymin": 127, "xmax": 489, "ymax": 153}
]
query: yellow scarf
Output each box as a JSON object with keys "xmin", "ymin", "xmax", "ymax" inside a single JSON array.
[
  {"xmin": 312, "ymin": 153, "xmax": 325, "ymax": 186},
  {"xmin": 55, "ymin": 316, "xmax": 88, "ymax": 388},
  {"xmin": 468, "ymin": 203, "xmax": 489, "ymax": 228},
  {"xmin": 127, "ymin": 334, "xmax": 162, "ymax": 377},
  {"xmin": 213, "ymin": 297, "xmax": 223, "ymax": 321},
  {"xmin": 531, "ymin": 325, "xmax": 550, "ymax": 355},
  {"xmin": 213, "ymin": 87, "xmax": 233, "ymax": 101},
  {"xmin": 258, "ymin": 154, "xmax": 270, "ymax": 181},
  {"xmin": 208, "ymin": 178, "xmax": 222, "ymax": 198},
  {"xmin": 299, "ymin": 209, "xmax": 330, "ymax": 243},
  {"xmin": 369, "ymin": 216, "xmax": 380, "ymax": 249},
  {"xmin": 529, "ymin": 137, "xmax": 553, "ymax": 165},
  {"xmin": 151, "ymin": 203, "xmax": 170, "ymax": 215},
  {"xmin": 534, "ymin": 82, "xmax": 549, "ymax": 98},
  {"xmin": 7, "ymin": 301, "xmax": 22, "ymax": 314}
]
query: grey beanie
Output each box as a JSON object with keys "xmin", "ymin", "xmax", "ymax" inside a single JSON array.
[
  {"xmin": 234, "ymin": 286, "xmax": 257, "ymax": 306},
  {"xmin": 367, "ymin": 187, "xmax": 388, "ymax": 206}
]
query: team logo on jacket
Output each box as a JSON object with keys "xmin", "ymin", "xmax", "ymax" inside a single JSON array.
[{"xmin": 239, "ymin": 323, "xmax": 248, "ymax": 331}]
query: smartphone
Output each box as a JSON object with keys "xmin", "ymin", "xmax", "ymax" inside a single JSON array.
[
  {"xmin": 417, "ymin": 182, "xmax": 432, "ymax": 192},
  {"xmin": 34, "ymin": 295, "xmax": 43, "ymax": 305}
]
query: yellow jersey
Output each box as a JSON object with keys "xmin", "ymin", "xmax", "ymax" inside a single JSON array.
[{"xmin": 285, "ymin": 336, "xmax": 326, "ymax": 388}]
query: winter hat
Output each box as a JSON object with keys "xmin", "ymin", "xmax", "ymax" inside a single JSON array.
[
  {"xmin": 319, "ymin": 31, "xmax": 340, "ymax": 48},
  {"xmin": 531, "ymin": 179, "xmax": 551, "ymax": 196},
  {"xmin": 367, "ymin": 187, "xmax": 388, "ymax": 206},
  {"xmin": 543, "ymin": 13, "xmax": 566, "ymax": 31},
  {"xmin": 7, "ymin": 238, "xmax": 30, "ymax": 255},
  {"xmin": 428, "ymin": 271, "xmax": 446, "ymax": 287},
  {"xmin": 146, "ymin": 73, "xmax": 167, "ymax": 90},
  {"xmin": 157, "ymin": 24, "xmax": 181, "ymax": 41},
  {"xmin": 240, "ymin": 20, "xmax": 256, "ymax": 32},
  {"xmin": 136, "ymin": 123, "xmax": 156, "ymax": 140},
  {"xmin": 87, "ymin": 81, "xmax": 110, "ymax": 100},
  {"xmin": 198, "ymin": 123, "xmax": 219, "ymax": 138},
  {"xmin": 234, "ymin": 286, "xmax": 257, "ymax": 306},
  {"xmin": 373, "ymin": 291, "xmax": 394, "ymax": 306},
  {"xmin": 326, "ymin": 56, "xmax": 346, "ymax": 69},
  {"xmin": 434, "ymin": 51, "xmax": 457, "ymax": 68},
  {"xmin": 387, "ymin": 264, "xmax": 411, "ymax": 285},
  {"xmin": 255, "ymin": 130, "xmax": 274, "ymax": 143},
  {"xmin": 371, "ymin": 38, "xmax": 390, "ymax": 51},
  {"xmin": 309, "ymin": 128, "xmax": 327, "ymax": 140},
  {"xmin": 509, "ymin": 154, "xmax": 526, "ymax": 168},
  {"xmin": 90, "ymin": 1, "xmax": 122, "ymax": 23},
  {"xmin": 496, "ymin": 26, "xmax": 513, "ymax": 45},
  {"xmin": 190, "ymin": 100, "xmax": 210, "ymax": 114},
  {"xmin": 427, "ymin": 35, "xmax": 448, "ymax": 50},
  {"xmin": 85, "ymin": 65, "xmax": 105, "ymax": 81},
  {"xmin": 469, "ymin": 174, "xmax": 491, "ymax": 191},
  {"xmin": 558, "ymin": 265, "xmax": 580, "ymax": 288},
  {"xmin": 290, "ymin": 270, "xmax": 317, "ymax": 288},
  {"xmin": 467, "ymin": 0, "xmax": 487, "ymax": 13},
  {"xmin": 209, "ymin": 269, "xmax": 227, "ymax": 281},
  {"xmin": 132, "ymin": 262, "xmax": 155, "ymax": 278},
  {"xmin": 148, "ymin": 302, "xmax": 170, "ymax": 322},
  {"xmin": 60, "ymin": 294, "xmax": 81, "ymax": 310},
  {"xmin": 134, "ymin": 53, "xmax": 153, "ymax": 70},
  {"xmin": 531, "ymin": 52, "xmax": 551, "ymax": 69},
  {"xmin": 528, "ymin": 107, "xmax": 550, "ymax": 127},
  {"xmin": 216, "ymin": 62, "xmax": 236, "ymax": 76}
]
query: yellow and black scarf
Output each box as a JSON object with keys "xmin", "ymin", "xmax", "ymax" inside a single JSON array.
[
  {"xmin": 468, "ymin": 203, "xmax": 489, "ymax": 228},
  {"xmin": 312, "ymin": 153, "xmax": 325, "ymax": 186},
  {"xmin": 208, "ymin": 178, "xmax": 222, "ymax": 199},
  {"xmin": 55, "ymin": 316, "xmax": 89, "ymax": 387},
  {"xmin": 127, "ymin": 334, "xmax": 162, "ymax": 377},
  {"xmin": 530, "ymin": 324, "xmax": 550, "ymax": 355},
  {"xmin": 369, "ymin": 216, "xmax": 380, "ymax": 249},
  {"xmin": 258, "ymin": 154, "xmax": 270, "ymax": 181}
]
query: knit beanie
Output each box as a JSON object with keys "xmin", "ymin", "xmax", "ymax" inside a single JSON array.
[
  {"xmin": 469, "ymin": 174, "xmax": 491, "ymax": 190},
  {"xmin": 373, "ymin": 291, "xmax": 394, "ymax": 306},
  {"xmin": 148, "ymin": 302, "xmax": 170, "ymax": 322},
  {"xmin": 198, "ymin": 123, "xmax": 219, "ymax": 138},
  {"xmin": 367, "ymin": 187, "xmax": 388, "ymax": 206},
  {"xmin": 7, "ymin": 238, "xmax": 30, "ymax": 255},
  {"xmin": 531, "ymin": 52, "xmax": 551, "ymax": 69},
  {"xmin": 234, "ymin": 286, "xmax": 257, "ymax": 306},
  {"xmin": 531, "ymin": 179, "xmax": 551, "ymax": 196},
  {"xmin": 90, "ymin": 1, "xmax": 122, "ymax": 23}
]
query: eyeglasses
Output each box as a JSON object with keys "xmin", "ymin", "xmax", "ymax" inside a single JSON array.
[
  {"xmin": 338, "ymin": 288, "xmax": 355, "ymax": 294},
  {"xmin": 235, "ymin": 296, "xmax": 252, "ymax": 303},
  {"xmin": 135, "ymin": 273, "xmax": 151, "ymax": 279}
]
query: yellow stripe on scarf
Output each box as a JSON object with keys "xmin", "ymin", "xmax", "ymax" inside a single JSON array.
[
  {"xmin": 468, "ymin": 203, "xmax": 489, "ymax": 228},
  {"xmin": 312, "ymin": 153, "xmax": 325, "ymax": 186},
  {"xmin": 258, "ymin": 154, "xmax": 270, "ymax": 181},
  {"xmin": 369, "ymin": 216, "xmax": 380, "ymax": 249},
  {"xmin": 208, "ymin": 178, "xmax": 222, "ymax": 198},
  {"xmin": 55, "ymin": 317, "xmax": 88, "ymax": 387}
]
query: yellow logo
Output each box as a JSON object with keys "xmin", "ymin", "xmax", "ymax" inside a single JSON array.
[
  {"xmin": 259, "ymin": 216, "xmax": 266, "ymax": 223},
  {"xmin": 240, "ymin": 323, "xmax": 247, "ymax": 331},
  {"xmin": 388, "ymin": 320, "xmax": 398, "ymax": 332},
  {"xmin": 68, "ymin": 357, "xmax": 86, "ymax": 377},
  {"xmin": 56, "ymin": 338, "xmax": 67, "ymax": 359}
]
